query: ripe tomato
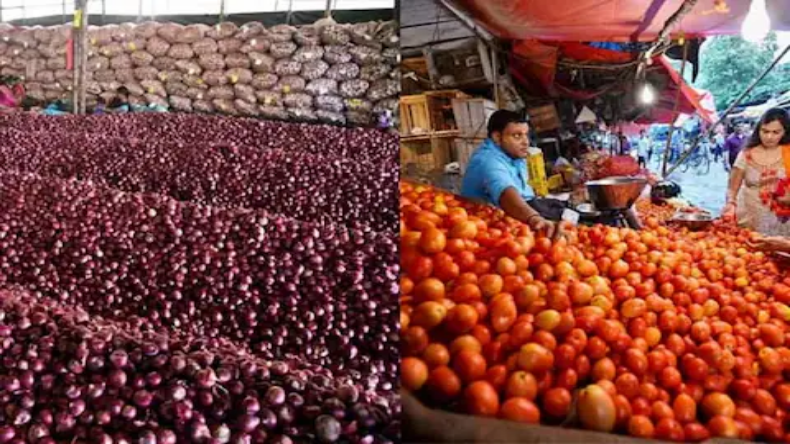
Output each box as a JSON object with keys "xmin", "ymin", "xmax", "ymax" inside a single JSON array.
[
  {"xmin": 701, "ymin": 392, "xmax": 736, "ymax": 419},
  {"xmin": 464, "ymin": 381, "xmax": 500, "ymax": 417},
  {"xmin": 654, "ymin": 418, "xmax": 684, "ymax": 441},
  {"xmin": 419, "ymin": 227, "xmax": 446, "ymax": 254},
  {"xmin": 672, "ymin": 393, "xmax": 697, "ymax": 423},
  {"xmin": 452, "ymin": 350, "xmax": 487, "ymax": 384},
  {"xmin": 445, "ymin": 304, "xmax": 479, "ymax": 334},
  {"xmin": 414, "ymin": 278, "xmax": 446, "ymax": 303},
  {"xmin": 500, "ymin": 397, "xmax": 540, "ymax": 424},
  {"xmin": 505, "ymin": 371, "xmax": 538, "ymax": 401},
  {"xmin": 543, "ymin": 387, "xmax": 572, "ymax": 418},
  {"xmin": 707, "ymin": 415, "xmax": 739, "ymax": 438},
  {"xmin": 401, "ymin": 357, "xmax": 429, "ymax": 391},
  {"xmin": 427, "ymin": 366, "xmax": 462, "ymax": 402},
  {"xmin": 628, "ymin": 415, "xmax": 655, "ymax": 439},
  {"xmin": 422, "ymin": 343, "xmax": 451, "ymax": 368}
]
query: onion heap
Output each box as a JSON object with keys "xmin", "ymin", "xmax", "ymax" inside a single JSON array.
[
  {"xmin": 401, "ymin": 180, "xmax": 790, "ymax": 442},
  {"xmin": 0, "ymin": 288, "xmax": 399, "ymax": 443}
]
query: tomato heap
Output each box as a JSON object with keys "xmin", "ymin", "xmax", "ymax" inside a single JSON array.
[
  {"xmin": 635, "ymin": 198, "xmax": 676, "ymax": 224},
  {"xmin": 400, "ymin": 180, "xmax": 790, "ymax": 442}
]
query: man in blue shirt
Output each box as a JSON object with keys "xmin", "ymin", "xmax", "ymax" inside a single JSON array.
[{"xmin": 461, "ymin": 110, "xmax": 560, "ymax": 238}]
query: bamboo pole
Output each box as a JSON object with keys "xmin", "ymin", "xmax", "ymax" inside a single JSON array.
[
  {"xmin": 660, "ymin": 39, "xmax": 688, "ymax": 177},
  {"xmin": 324, "ymin": 0, "xmax": 333, "ymax": 18},
  {"xmin": 72, "ymin": 0, "xmax": 88, "ymax": 115},
  {"xmin": 665, "ymin": 43, "xmax": 790, "ymax": 177}
]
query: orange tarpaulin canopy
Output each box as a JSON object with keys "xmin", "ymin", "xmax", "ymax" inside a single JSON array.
[{"xmin": 450, "ymin": 0, "xmax": 790, "ymax": 42}]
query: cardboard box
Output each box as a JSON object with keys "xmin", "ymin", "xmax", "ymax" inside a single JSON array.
[{"xmin": 527, "ymin": 103, "xmax": 561, "ymax": 133}]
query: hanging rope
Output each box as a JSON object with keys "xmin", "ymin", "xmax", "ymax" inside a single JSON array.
[{"xmin": 660, "ymin": 37, "xmax": 689, "ymax": 177}]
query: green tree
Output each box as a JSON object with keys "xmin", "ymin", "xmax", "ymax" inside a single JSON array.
[{"xmin": 695, "ymin": 32, "xmax": 790, "ymax": 110}]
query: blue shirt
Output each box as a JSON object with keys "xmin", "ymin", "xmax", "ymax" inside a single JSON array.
[{"xmin": 460, "ymin": 138, "xmax": 534, "ymax": 207}]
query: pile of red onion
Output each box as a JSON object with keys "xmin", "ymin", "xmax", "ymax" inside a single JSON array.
[
  {"xmin": 0, "ymin": 289, "xmax": 399, "ymax": 443},
  {"xmin": 0, "ymin": 114, "xmax": 399, "ymax": 442}
]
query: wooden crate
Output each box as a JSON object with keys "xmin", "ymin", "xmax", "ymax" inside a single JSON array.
[
  {"xmin": 399, "ymin": 90, "xmax": 467, "ymax": 137},
  {"xmin": 453, "ymin": 137, "xmax": 485, "ymax": 173},
  {"xmin": 452, "ymin": 97, "xmax": 497, "ymax": 139},
  {"xmin": 401, "ymin": 136, "xmax": 454, "ymax": 174},
  {"xmin": 527, "ymin": 103, "xmax": 561, "ymax": 133}
]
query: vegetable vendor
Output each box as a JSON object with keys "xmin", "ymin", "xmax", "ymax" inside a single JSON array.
[
  {"xmin": 460, "ymin": 110, "xmax": 564, "ymax": 239},
  {"xmin": 0, "ymin": 75, "xmax": 25, "ymax": 113}
]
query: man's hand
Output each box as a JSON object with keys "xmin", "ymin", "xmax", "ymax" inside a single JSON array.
[
  {"xmin": 529, "ymin": 216, "xmax": 566, "ymax": 241},
  {"xmin": 747, "ymin": 235, "xmax": 790, "ymax": 253}
]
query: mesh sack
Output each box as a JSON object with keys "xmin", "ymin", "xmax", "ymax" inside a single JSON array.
[
  {"xmin": 236, "ymin": 22, "xmax": 265, "ymax": 40},
  {"xmin": 208, "ymin": 85, "xmax": 235, "ymax": 100},
  {"xmin": 89, "ymin": 56, "xmax": 111, "ymax": 71},
  {"xmin": 45, "ymin": 90, "xmax": 65, "ymax": 101},
  {"xmin": 130, "ymin": 51, "xmax": 154, "ymax": 67},
  {"xmin": 274, "ymin": 59, "xmax": 302, "ymax": 76},
  {"xmin": 54, "ymin": 69, "xmax": 72, "ymax": 81},
  {"xmin": 315, "ymin": 95, "xmax": 344, "ymax": 113},
  {"xmin": 175, "ymin": 24, "xmax": 206, "ymax": 44},
  {"xmin": 202, "ymin": 70, "xmax": 227, "ymax": 86},
  {"xmin": 10, "ymin": 57, "xmax": 25, "ymax": 70},
  {"xmin": 225, "ymin": 53, "xmax": 251, "ymax": 69},
  {"xmin": 157, "ymin": 23, "xmax": 183, "ymax": 44},
  {"xmin": 345, "ymin": 97, "xmax": 373, "ymax": 112},
  {"xmin": 349, "ymin": 46, "xmax": 383, "ymax": 65},
  {"xmin": 135, "ymin": 22, "xmax": 159, "ymax": 39},
  {"xmin": 293, "ymin": 46, "xmax": 324, "ymax": 63},
  {"xmin": 226, "ymin": 68, "xmax": 253, "ymax": 85},
  {"xmin": 175, "ymin": 60, "xmax": 202, "ymax": 75},
  {"xmin": 123, "ymin": 39, "xmax": 148, "ymax": 54},
  {"xmin": 125, "ymin": 82, "xmax": 145, "ymax": 96},
  {"xmin": 350, "ymin": 22, "xmax": 381, "ymax": 49},
  {"xmin": 305, "ymin": 78, "xmax": 338, "ymax": 96},
  {"xmin": 326, "ymin": 63, "xmax": 360, "ymax": 81},
  {"xmin": 115, "ymin": 69, "xmax": 136, "ymax": 83},
  {"xmin": 51, "ymin": 26, "xmax": 71, "ymax": 46},
  {"xmin": 301, "ymin": 60, "xmax": 329, "ymax": 80},
  {"xmin": 276, "ymin": 75, "xmax": 306, "ymax": 93},
  {"xmin": 113, "ymin": 23, "xmax": 137, "ymax": 42},
  {"xmin": 234, "ymin": 84, "xmax": 256, "ymax": 103},
  {"xmin": 146, "ymin": 37, "xmax": 170, "ymax": 57},
  {"xmin": 269, "ymin": 26, "xmax": 296, "ymax": 43},
  {"xmin": 317, "ymin": 110, "xmax": 346, "ymax": 126},
  {"xmin": 360, "ymin": 63, "xmax": 390, "ymax": 82},
  {"xmin": 152, "ymin": 57, "xmax": 177, "ymax": 71},
  {"xmin": 1, "ymin": 68, "xmax": 23, "ymax": 77},
  {"xmin": 198, "ymin": 53, "xmax": 225, "ymax": 71},
  {"xmin": 33, "ymin": 27, "xmax": 53, "ymax": 44},
  {"xmin": 383, "ymin": 47, "xmax": 399, "ymax": 65},
  {"xmin": 218, "ymin": 38, "xmax": 243, "ymax": 55},
  {"xmin": 21, "ymin": 49, "xmax": 40, "ymax": 60},
  {"xmin": 128, "ymin": 95, "xmax": 146, "ymax": 107},
  {"xmin": 373, "ymin": 97, "xmax": 398, "ymax": 114},
  {"xmin": 287, "ymin": 107, "xmax": 318, "ymax": 123},
  {"xmin": 339, "ymin": 79, "xmax": 370, "ymax": 98},
  {"xmin": 94, "ymin": 69, "xmax": 116, "ymax": 82},
  {"xmin": 377, "ymin": 21, "xmax": 399, "ymax": 48},
  {"xmin": 87, "ymin": 27, "xmax": 113, "ymax": 46},
  {"xmin": 213, "ymin": 99, "xmax": 238, "ymax": 115},
  {"xmin": 35, "ymin": 70, "xmax": 54, "ymax": 84},
  {"xmin": 321, "ymin": 25, "xmax": 351, "ymax": 45},
  {"xmin": 249, "ymin": 52, "xmax": 275, "ymax": 73},
  {"xmin": 234, "ymin": 99, "xmax": 259, "ymax": 116},
  {"xmin": 208, "ymin": 22, "xmax": 239, "ymax": 40},
  {"xmin": 99, "ymin": 42, "xmax": 124, "ymax": 57},
  {"xmin": 346, "ymin": 110, "xmax": 372, "ymax": 126},
  {"xmin": 168, "ymin": 43, "xmax": 195, "ymax": 60},
  {"xmin": 270, "ymin": 41, "xmax": 297, "ymax": 59},
  {"xmin": 134, "ymin": 66, "xmax": 159, "ymax": 81},
  {"xmin": 186, "ymin": 87, "xmax": 207, "ymax": 101},
  {"xmin": 256, "ymin": 90, "xmax": 282, "ymax": 106},
  {"xmin": 26, "ymin": 85, "xmax": 45, "ymax": 101},
  {"xmin": 86, "ymin": 81, "xmax": 101, "ymax": 95},
  {"xmin": 160, "ymin": 70, "xmax": 185, "ymax": 83},
  {"xmin": 165, "ymin": 81, "xmax": 189, "ymax": 96},
  {"xmin": 284, "ymin": 92, "xmax": 313, "ymax": 109},
  {"xmin": 145, "ymin": 94, "xmax": 169, "ymax": 107},
  {"xmin": 324, "ymin": 48, "xmax": 353, "ymax": 65},
  {"xmin": 294, "ymin": 26, "xmax": 320, "ymax": 46},
  {"xmin": 251, "ymin": 73, "xmax": 278, "ymax": 90},
  {"xmin": 192, "ymin": 38, "xmax": 218, "ymax": 56},
  {"xmin": 0, "ymin": 41, "xmax": 7, "ymax": 54},
  {"xmin": 141, "ymin": 79, "xmax": 166, "ymax": 97},
  {"xmin": 42, "ymin": 81, "xmax": 64, "ymax": 91},
  {"xmin": 240, "ymin": 37, "xmax": 271, "ymax": 54},
  {"xmin": 6, "ymin": 45, "xmax": 23, "ymax": 57},
  {"xmin": 0, "ymin": 56, "xmax": 10, "ymax": 67},
  {"xmin": 110, "ymin": 54, "xmax": 132, "ymax": 70},
  {"xmin": 169, "ymin": 96, "xmax": 193, "ymax": 112},
  {"xmin": 38, "ymin": 44, "xmax": 61, "ymax": 59},
  {"xmin": 367, "ymin": 78, "xmax": 399, "ymax": 101},
  {"xmin": 99, "ymin": 81, "xmax": 122, "ymax": 93},
  {"xmin": 193, "ymin": 100, "xmax": 214, "ymax": 113},
  {"xmin": 260, "ymin": 105, "xmax": 288, "ymax": 120},
  {"xmin": 184, "ymin": 75, "xmax": 207, "ymax": 89},
  {"xmin": 46, "ymin": 57, "xmax": 67, "ymax": 70}
]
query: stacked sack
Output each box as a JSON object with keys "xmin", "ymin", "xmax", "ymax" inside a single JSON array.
[{"xmin": 0, "ymin": 20, "xmax": 400, "ymax": 127}]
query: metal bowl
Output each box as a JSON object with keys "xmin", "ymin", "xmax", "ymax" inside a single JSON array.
[
  {"xmin": 585, "ymin": 177, "xmax": 648, "ymax": 211},
  {"xmin": 574, "ymin": 202, "xmax": 601, "ymax": 217},
  {"xmin": 671, "ymin": 212, "xmax": 714, "ymax": 230}
]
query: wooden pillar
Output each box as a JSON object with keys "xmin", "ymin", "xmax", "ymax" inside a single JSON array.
[{"xmin": 72, "ymin": 0, "xmax": 88, "ymax": 115}]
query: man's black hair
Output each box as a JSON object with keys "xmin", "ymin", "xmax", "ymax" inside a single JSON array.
[
  {"xmin": 116, "ymin": 86, "xmax": 130, "ymax": 96},
  {"xmin": 487, "ymin": 109, "xmax": 529, "ymax": 138}
]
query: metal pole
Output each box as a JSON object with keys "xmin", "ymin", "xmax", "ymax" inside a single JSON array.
[
  {"xmin": 62, "ymin": 0, "xmax": 66, "ymax": 25},
  {"xmin": 324, "ymin": 0, "xmax": 332, "ymax": 18},
  {"xmin": 137, "ymin": 0, "xmax": 143, "ymax": 22},
  {"xmin": 101, "ymin": 0, "xmax": 106, "ymax": 25},
  {"xmin": 285, "ymin": 0, "xmax": 293, "ymax": 25},
  {"xmin": 72, "ymin": 0, "xmax": 88, "ymax": 115},
  {"xmin": 219, "ymin": 0, "xmax": 226, "ymax": 22},
  {"xmin": 666, "ymin": 43, "xmax": 790, "ymax": 177},
  {"xmin": 660, "ymin": 40, "xmax": 688, "ymax": 177}
]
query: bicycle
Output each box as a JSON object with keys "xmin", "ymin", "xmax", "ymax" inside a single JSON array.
[{"xmin": 680, "ymin": 144, "xmax": 711, "ymax": 175}]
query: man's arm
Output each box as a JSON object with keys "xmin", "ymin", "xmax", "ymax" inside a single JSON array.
[{"xmin": 499, "ymin": 187, "xmax": 543, "ymax": 226}]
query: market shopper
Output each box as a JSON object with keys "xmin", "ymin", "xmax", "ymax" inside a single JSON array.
[
  {"xmin": 461, "ymin": 110, "xmax": 564, "ymax": 239},
  {"xmin": 722, "ymin": 108, "xmax": 790, "ymax": 236},
  {"xmin": 723, "ymin": 123, "xmax": 748, "ymax": 171},
  {"xmin": 637, "ymin": 130, "xmax": 651, "ymax": 167}
]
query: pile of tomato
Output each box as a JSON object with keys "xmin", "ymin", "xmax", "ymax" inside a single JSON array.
[
  {"xmin": 635, "ymin": 199, "xmax": 677, "ymax": 224},
  {"xmin": 400, "ymin": 180, "xmax": 790, "ymax": 442}
]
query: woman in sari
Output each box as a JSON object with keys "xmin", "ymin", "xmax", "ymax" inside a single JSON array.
[
  {"xmin": 722, "ymin": 108, "xmax": 790, "ymax": 253},
  {"xmin": 0, "ymin": 76, "xmax": 23, "ymax": 112}
]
